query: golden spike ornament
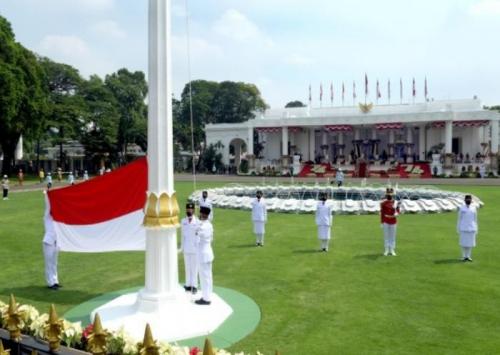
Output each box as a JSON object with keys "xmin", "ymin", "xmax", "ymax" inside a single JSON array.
[
  {"xmin": 143, "ymin": 192, "xmax": 180, "ymax": 228},
  {"xmin": 359, "ymin": 102, "xmax": 373, "ymax": 113},
  {"xmin": 202, "ymin": 338, "xmax": 215, "ymax": 355},
  {"xmin": 139, "ymin": 324, "xmax": 159, "ymax": 355},
  {"xmin": 44, "ymin": 304, "xmax": 64, "ymax": 353},
  {"xmin": 86, "ymin": 314, "xmax": 109, "ymax": 355},
  {"xmin": 0, "ymin": 340, "xmax": 11, "ymax": 355},
  {"xmin": 2, "ymin": 295, "xmax": 24, "ymax": 342}
]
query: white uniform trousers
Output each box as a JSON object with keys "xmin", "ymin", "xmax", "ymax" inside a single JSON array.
[
  {"xmin": 198, "ymin": 261, "xmax": 213, "ymax": 301},
  {"xmin": 43, "ymin": 242, "xmax": 59, "ymax": 286},
  {"xmin": 183, "ymin": 253, "xmax": 198, "ymax": 288},
  {"xmin": 383, "ymin": 223, "xmax": 397, "ymax": 251},
  {"xmin": 253, "ymin": 221, "xmax": 265, "ymax": 245},
  {"xmin": 317, "ymin": 226, "xmax": 331, "ymax": 250},
  {"xmin": 460, "ymin": 231, "xmax": 476, "ymax": 259}
]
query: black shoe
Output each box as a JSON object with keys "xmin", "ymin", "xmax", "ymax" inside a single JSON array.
[
  {"xmin": 191, "ymin": 287, "xmax": 197, "ymax": 294},
  {"xmin": 47, "ymin": 285, "xmax": 58, "ymax": 290},
  {"xmin": 184, "ymin": 285, "xmax": 191, "ymax": 291},
  {"xmin": 462, "ymin": 258, "xmax": 468, "ymax": 262},
  {"xmin": 195, "ymin": 298, "xmax": 211, "ymax": 305},
  {"xmin": 54, "ymin": 283, "xmax": 62, "ymax": 288},
  {"xmin": 466, "ymin": 257, "xmax": 473, "ymax": 262}
]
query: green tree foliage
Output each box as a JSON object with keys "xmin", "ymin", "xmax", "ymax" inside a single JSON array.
[
  {"xmin": 0, "ymin": 16, "xmax": 47, "ymax": 174},
  {"xmin": 285, "ymin": 100, "xmax": 306, "ymax": 108},
  {"xmin": 79, "ymin": 75, "xmax": 120, "ymax": 166},
  {"xmin": 105, "ymin": 69, "xmax": 148, "ymax": 162}
]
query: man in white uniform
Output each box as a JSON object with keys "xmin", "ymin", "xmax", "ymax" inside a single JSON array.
[
  {"xmin": 180, "ymin": 202, "xmax": 199, "ymax": 293},
  {"xmin": 315, "ymin": 193, "xmax": 333, "ymax": 252},
  {"xmin": 457, "ymin": 194, "xmax": 478, "ymax": 262},
  {"xmin": 199, "ymin": 190, "xmax": 214, "ymax": 221},
  {"xmin": 251, "ymin": 190, "xmax": 267, "ymax": 247},
  {"xmin": 42, "ymin": 192, "xmax": 60, "ymax": 290},
  {"xmin": 195, "ymin": 206, "xmax": 214, "ymax": 305},
  {"xmin": 2, "ymin": 175, "xmax": 9, "ymax": 200},
  {"xmin": 335, "ymin": 168, "xmax": 344, "ymax": 187}
]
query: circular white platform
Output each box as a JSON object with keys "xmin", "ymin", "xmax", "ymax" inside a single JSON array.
[{"xmin": 91, "ymin": 287, "xmax": 233, "ymax": 342}]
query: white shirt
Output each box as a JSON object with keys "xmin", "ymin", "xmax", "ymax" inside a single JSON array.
[
  {"xmin": 315, "ymin": 201, "xmax": 333, "ymax": 226},
  {"xmin": 1, "ymin": 178, "xmax": 9, "ymax": 189},
  {"xmin": 336, "ymin": 171, "xmax": 344, "ymax": 182},
  {"xmin": 181, "ymin": 215, "xmax": 199, "ymax": 254},
  {"xmin": 251, "ymin": 198, "xmax": 267, "ymax": 222},
  {"xmin": 42, "ymin": 194, "xmax": 57, "ymax": 245},
  {"xmin": 457, "ymin": 204, "xmax": 478, "ymax": 233},
  {"xmin": 199, "ymin": 197, "xmax": 214, "ymax": 221},
  {"xmin": 196, "ymin": 219, "xmax": 214, "ymax": 263}
]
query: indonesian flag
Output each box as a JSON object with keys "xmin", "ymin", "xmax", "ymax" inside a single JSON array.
[
  {"xmin": 412, "ymin": 77, "xmax": 416, "ymax": 97},
  {"xmin": 47, "ymin": 158, "xmax": 147, "ymax": 252}
]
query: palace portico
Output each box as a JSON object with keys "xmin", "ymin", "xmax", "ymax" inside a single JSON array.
[{"xmin": 206, "ymin": 99, "xmax": 500, "ymax": 176}]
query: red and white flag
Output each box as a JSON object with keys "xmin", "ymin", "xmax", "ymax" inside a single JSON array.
[
  {"xmin": 47, "ymin": 158, "xmax": 147, "ymax": 252},
  {"xmin": 412, "ymin": 78, "xmax": 416, "ymax": 98}
]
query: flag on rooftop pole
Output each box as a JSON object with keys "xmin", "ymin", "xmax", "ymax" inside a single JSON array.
[
  {"xmin": 342, "ymin": 82, "xmax": 345, "ymax": 106},
  {"xmin": 364, "ymin": 73, "xmax": 368, "ymax": 104},
  {"xmin": 320, "ymin": 83, "xmax": 323, "ymax": 107},
  {"xmin": 400, "ymin": 78, "xmax": 403, "ymax": 104},
  {"xmin": 424, "ymin": 77, "xmax": 428, "ymax": 102},
  {"xmin": 353, "ymin": 81, "xmax": 357, "ymax": 105},
  {"xmin": 308, "ymin": 84, "xmax": 312, "ymax": 105},
  {"xmin": 412, "ymin": 77, "xmax": 416, "ymax": 104},
  {"xmin": 388, "ymin": 79, "xmax": 391, "ymax": 104},
  {"xmin": 376, "ymin": 79, "xmax": 381, "ymax": 104},
  {"xmin": 330, "ymin": 82, "xmax": 334, "ymax": 106}
]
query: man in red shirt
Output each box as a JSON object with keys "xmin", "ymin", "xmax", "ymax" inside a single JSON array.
[{"xmin": 380, "ymin": 187, "xmax": 400, "ymax": 256}]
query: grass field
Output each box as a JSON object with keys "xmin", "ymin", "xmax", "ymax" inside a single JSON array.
[{"xmin": 1, "ymin": 182, "xmax": 499, "ymax": 354}]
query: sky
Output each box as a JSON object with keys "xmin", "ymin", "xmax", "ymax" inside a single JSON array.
[{"xmin": 1, "ymin": 0, "xmax": 499, "ymax": 108}]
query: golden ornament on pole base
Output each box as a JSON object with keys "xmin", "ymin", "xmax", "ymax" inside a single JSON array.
[
  {"xmin": 0, "ymin": 340, "xmax": 10, "ymax": 355},
  {"xmin": 44, "ymin": 304, "xmax": 64, "ymax": 353},
  {"xmin": 143, "ymin": 192, "xmax": 180, "ymax": 227},
  {"xmin": 203, "ymin": 338, "xmax": 215, "ymax": 355},
  {"xmin": 86, "ymin": 313, "xmax": 109, "ymax": 355},
  {"xmin": 139, "ymin": 324, "xmax": 159, "ymax": 355},
  {"xmin": 2, "ymin": 294, "xmax": 24, "ymax": 342}
]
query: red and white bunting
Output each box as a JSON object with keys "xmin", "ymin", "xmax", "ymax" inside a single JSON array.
[
  {"xmin": 256, "ymin": 127, "xmax": 282, "ymax": 133},
  {"xmin": 324, "ymin": 125, "xmax": 353, "ymax": 132},
  {"xmin": 289, "ymin": 126, "xmax": 303, "ymax": 133},
  {"xmin": 432, "ymin": 120, "xmax": 490, "ymax": 128},
  {"xmin": 375, "ymin": 122, "xmax": 404, "ymax": 130}
]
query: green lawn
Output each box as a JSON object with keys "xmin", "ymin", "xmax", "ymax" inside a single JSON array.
[{"xmin": 1, "ymin": 183, "xmax": 499, "ymax": 354}]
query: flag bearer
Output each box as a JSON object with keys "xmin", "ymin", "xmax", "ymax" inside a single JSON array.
[
  {"xmin": 457, "ymin": 195, "xmax": 478, "ymax": 262},
  {"xmin": 181, "ymin": 202, "xmax": 199, "ymax": 293},
  {"xmin": 195, "ymin": 206, "xmax": 214, "ymax": 305},
  {"xmin": 315, "ymin": 193, "xmax": 333, "ymax": 252},
  {"xmin": 380, "ymin": 187, "xmax": 400, "ymax": 256},
  {"xmin": 251, "ymin": 190, "xmax": 267, "ymax": 246}
]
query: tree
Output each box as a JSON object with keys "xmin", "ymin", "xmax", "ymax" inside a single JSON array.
[
  {"xmin": 285, "ymin": 100, "xmax": 306, "ymax": 108},
  {"xmin": 39, "ymin": 57, "xmax": 85, "ymax": 170},
  {"xmin": 79, "ymin": 75, "xmax": 120, "ymax": 167},
  {"xmin": 105, "ymin": 69, "xmax": 148, "ymax": 163},
  {"xmin": 0, "ymin": 16, "xmax": 47, "ymax": 174}
]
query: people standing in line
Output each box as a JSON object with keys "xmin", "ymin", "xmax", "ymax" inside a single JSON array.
[
  {"xmin": 335, "ymin": 168, "xmax": 344, "ymax": 187},
  {"xmin": 195, "ymin": 206, "xmax": 214, "ymax": 305},
  {"xmin": 46, "ymin": 173, "xmax": 53, "ymax": 190},
  {"xmin": 42, "ymin": 192, "xmax": 60, "ymax": 290},
  {"xmin": 457, "ymin": 195, "xmax": 478, "ymax": 262},
  {"xmin": 181, "ymin": 202, "xmax": 200, "ymax": 293},
  {"xmin": 17, "ymin": 169, "xmax": 24, "ymax": 186},
  {"xmin": 199, "ymin": 190, "xmax": 214, "ymax": 221},
  {"xmin": 251, "ymin": 190, "xmax": 267, "ymax": 247},
  {"xmin": 380, "ymin": 187, "xmax": 400, "ymax": 256},
  {"xmin": 2, "ymin": 175, "xmax": 9, "ymax": 200},
  {"xmin": 315, "ymin": 193, "xmax": 333, "ymax": 252}
]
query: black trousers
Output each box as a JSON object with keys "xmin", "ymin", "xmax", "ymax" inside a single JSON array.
[{"xmin": 2, "ymin": 189, "xmax": 7, "ymax": 198}]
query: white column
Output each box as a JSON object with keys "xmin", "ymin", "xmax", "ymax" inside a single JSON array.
[
  {"xmin": 247, "ymin": 126, "xmax": 254, "ymax": 155},
  {"xmin": 282, "ymin": 126, "xmax": 289, "ymax": 156},
  {"xmin": 419, "ymin": 125, "xmax": 426, "ymax": 160},
  {"xmin": 338, "ymin": 131, "xmax": 344, "ymax": 157},
  {"xmin": 141, "ymin": 0, "xmax": 180, "ymax": 301},
  {"xmin": 389, "ymin": 130, "xmax": 395, "ymax": 157},
  {"xmin": 445, "ymin": 121, "xmax": 453, "ymax": 154},
  {"xmin": 321, "ymin": 130, "xmax": 328, "ymax": 160},
  {"xmin": 309, "ymin": 128, "xmax": 316, "ymax": 161},
  {"xmin": 354, "ymin": 128, "xmax": 360, "ymax": 140},
  {"xmin": 491, "ymin": 120, "xmax": 499, "ymax": 154},
  {"xmin": 15, "ymin": 135, "xmax": 23, "ymax": 161}
]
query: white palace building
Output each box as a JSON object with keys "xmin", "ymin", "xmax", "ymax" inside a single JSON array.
[{"xmin": 206, "ymin": 98, "xmax": 500, "ymax": 177}]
